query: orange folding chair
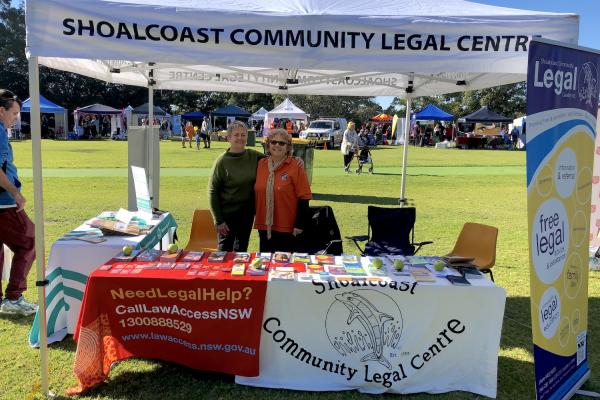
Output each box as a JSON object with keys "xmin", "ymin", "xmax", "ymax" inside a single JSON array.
[
  {"xmin": 185, "ymin": 209, "xmax": 218, "ymax": 252},
  {"xmin": 447, "ymin": 222, "xmax": 498, "ymax": 281}
]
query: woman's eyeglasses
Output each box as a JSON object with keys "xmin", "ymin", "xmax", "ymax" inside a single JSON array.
[{"xmin": 269, "ymin": 140, "xmax": 289, "ymax": 146}]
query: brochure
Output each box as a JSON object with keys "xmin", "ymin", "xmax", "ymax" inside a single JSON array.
[
  {"xmin": 181, "ymin": 251, "xmax": 204, "ymax": 262},
  {"xmin": 207, "ymin": 251, "xmax": 227, "ymax": 262},
  {"xmin": 233, "ymin": 252, "xmax": 251, "ymax": 263}
]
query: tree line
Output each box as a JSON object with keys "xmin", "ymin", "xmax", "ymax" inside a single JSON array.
[{"xmin": 0, "ymin": 1, "xmax": 525, "ymax": 124}]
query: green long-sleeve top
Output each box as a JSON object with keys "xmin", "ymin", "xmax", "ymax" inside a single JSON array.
[{"xmin": 208, "ymin": 148, "xmax": 265, "ymax": 225}]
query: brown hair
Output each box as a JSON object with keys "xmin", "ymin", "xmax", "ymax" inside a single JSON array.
[
  {"xmin": 0, "ymin": 89, "xmax": 21, "ymax": 110},
  {"xmin": 265, "ymin": 128, "xmax": 292, "ymax": 156}
]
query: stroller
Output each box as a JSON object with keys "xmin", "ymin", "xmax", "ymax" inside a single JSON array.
[{"xmin": 354, "ymin": 141, "xmax": 374, "ymax": 174}]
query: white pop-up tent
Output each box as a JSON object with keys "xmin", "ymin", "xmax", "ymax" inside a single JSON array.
[
  {"xmin": 24, "ymin": 0, "xmax": 579, "ymax": 395},
  {"xmin": 249, "ymin": 107, "xmax": 268, "ymax": 122},
  {"xmin": 264, "ymin": 98, "xmax": 308, "ymax": 135}
]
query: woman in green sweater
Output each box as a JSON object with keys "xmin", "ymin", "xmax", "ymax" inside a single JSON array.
[{"xmin": 208, "ymin": 121, "xmax": 265, "ymax": 251}]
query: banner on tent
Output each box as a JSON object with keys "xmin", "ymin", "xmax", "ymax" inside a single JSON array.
[{"xmin": 526, "ymin": 40, "xmax": 599, "ymax": 400}]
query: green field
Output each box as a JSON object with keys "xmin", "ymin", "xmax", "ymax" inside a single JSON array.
[{"xmin": 1, "ymin": 140, "xmax": 598, "ymax": 399}]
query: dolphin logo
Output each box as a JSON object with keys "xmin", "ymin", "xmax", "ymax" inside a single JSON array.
[{"xmin": 335, "ymin": 292, "xmax": 393, "ymax": 369}]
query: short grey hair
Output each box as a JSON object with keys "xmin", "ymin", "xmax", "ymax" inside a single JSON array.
[{"xmin": 226, "ymin": 120, "xmax": 248, "ymax": 137}]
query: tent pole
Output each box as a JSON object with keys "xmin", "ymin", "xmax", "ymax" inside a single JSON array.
[
  {"xmin": 148, "ymin": 82, "xmax": 155, "ymax": 208},
  {"xmin": 28, "ymin": 55, "xmax": 50, "ymax": 398},
  {"xmin": 400, "ymin": 95, "xmax": 412, "ymax": 204}
]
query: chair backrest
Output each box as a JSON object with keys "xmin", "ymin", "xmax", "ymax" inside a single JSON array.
[
  {"xmin": 368, "ymin": 206, "xmax": 415, "ymax": 254},
  {"xmin": 185, "ymin": 209, "xmax": 218, "ymax": 251},
  {"xmin": 450, "ymin": 222, "xmax": 498, "ymax": 269},
  {"xmin": 295, "ymin": 206, "xmax": 343, "ymax": 255}
]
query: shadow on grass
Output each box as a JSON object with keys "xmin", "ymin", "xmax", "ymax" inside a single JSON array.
[
  {"xmin": 0, "ymin": 312, "xmax": 37, "ymax": 326},
  {"xmin": 313, "ymin": 193, "xmax": 401, "ymax": 205}
]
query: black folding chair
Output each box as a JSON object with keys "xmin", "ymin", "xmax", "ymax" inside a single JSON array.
[
  {"xmin": 347, "ymin": 206, "xmax": 432, "ymax": 256},
  {"xmin": 295, "ymin": 206, "xmax": 343, "ymax": 255}
]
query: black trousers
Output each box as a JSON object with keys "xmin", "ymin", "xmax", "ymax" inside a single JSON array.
[
  {"xmin": 343, "ymin": 152, "xmax": 354, "ymax": 168},
  {"xmin": 258, "ymin": 230, "xmax": 297, "ymax": 253},
  {"xmin": 217, "ymin": 211, "xmax": 255, "ymax": 252}
]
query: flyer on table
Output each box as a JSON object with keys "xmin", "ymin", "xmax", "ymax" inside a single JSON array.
[{"xmin": 526, "ymin": 39, "xmax": 600, "ymax": 400}]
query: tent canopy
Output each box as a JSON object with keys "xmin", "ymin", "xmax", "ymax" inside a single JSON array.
[
  {"xmin": 22, "ymin": 95, "xmax": 65, "ymax": 113},
  {"xmin": 211, "ymin": 104, "xmax": 251, "ymax": 118},
  {"xmin": 265, "ymin": 98, "xmax": 306, "ymax": 120},
  {"xmin": 26, "ymin": 0, "xmax": 578, "ymax": 97},
  {"xmin": 132, "ymin": 102, "xmax": 167, "ymax": 116},
  {"xmin": 459, "ymin": 106, "xmax": 513, "ymax": 123},
  {"xmin": 413, "ymin": 104, "xmax": 454, "ymax": 121},
  {"xmin": 182, "ymin": 111, "xmax": 206, "ymax": 119},
  {"xmin": 371, "ymin": 114, "xmax": 393, "ymax": 122},
  {"xmin": 77, "ymin": 103, "xmax": 121, "ymax": 115},
  {"xmin": 249, "ymin": 107, "xmax": 268, "ymax": 121}
]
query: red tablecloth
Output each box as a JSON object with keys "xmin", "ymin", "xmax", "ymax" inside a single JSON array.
[{"xmin": 67, "ymin": 252, "xmax": 269, "ymax": 394}]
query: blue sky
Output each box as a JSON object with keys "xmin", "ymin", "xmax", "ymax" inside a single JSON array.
[{"xmin": 376, "ymin": 0, "xmax": 599, "ymax": 109}]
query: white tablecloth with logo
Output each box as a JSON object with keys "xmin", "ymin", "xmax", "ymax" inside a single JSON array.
[
  {"xmin": 28, "ymin": 213, "xmax": 177, "ymax": 346},
  {"xmin": 237, "ymin": 277, "xmax": 506, "ymax": 398}
]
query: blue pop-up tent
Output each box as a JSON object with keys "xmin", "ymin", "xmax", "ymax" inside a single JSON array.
[
  {"xmin": 412, "ymin": 104, "xmax": 454, "ymax": 121},
  {"xmin": 21, "ymin": 95, "xmax": 68, "ymax": 138},
  {"xmin": 22, "ymin": 95, "xmax": 65, "ymax": 113},
  {"xmin": 182, "ymin": 111, "xmax": 206, "ymax": 119}
]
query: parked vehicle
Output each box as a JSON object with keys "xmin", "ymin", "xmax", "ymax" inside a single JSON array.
[{"xmin": 299, "ymin": 118, "xmax": 347, "ymax": 148}]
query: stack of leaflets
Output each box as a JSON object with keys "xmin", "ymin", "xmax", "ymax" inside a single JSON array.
[
  {"xmin": 113, "ymin": 249, "xmax": 141, "ymax": 262},
  {"xmin": 344, "ymin": 264, "xmax": 368, "ymax": 276},
  {"xmin": 446, "ymin": 275, "xmax": 471, "ymax": 286},
  {"xmin": 256, "ymin": 252, "xmax": 272, "ymax": 260},
  {"xmin": 326, "ymin": 265, "xmax": 348, "ymax": 276},
  {"xmin": 272, "ymin": 252, "xmax": 291, "ymax": 263},
  {"xmin": 456, "ymin": 266, "xmax": 484, "ymax": 279},
  {"xmin": 410, "ymin": 266, "xmax": 436, "ymax": 282},
  {"xmin": 247, "ymin": 264, "xmax": 267, "ymax": 276},
  {"xmin": 137, "ymin": 248, "xmax": 162, "ymax": 262},
  {"xmin": 159, "ymin": 249, "xmax": 182, "ymax": 262},
  {"xmin": 207, "ymin": 251, "xmax": 227, "ymax": 262},
  {"xmin": 341, "ymin": 254, "xmax": 359, "ymax": 264},
  {"xmin": 231, "ymin": 264, "xmax": 246, "ymax": 276},
  {"xmin": 442, "ymin": 256, "xmax": 476, "ymax": 268},
  {"xmin": 233, "ymin": 252, "xmax": 251, "ymax": 263},
  {"xmin": 270, "ymin": 266, "xmax": 295, "ymax": 280},
  {"xmin": 296, "ymin": 272, "xmax": 316, "ymax": 282},
  {"xmin": 406, "ymin": 256, "xmax": 439, "ymax": 266},
  {"xmin": 174, "ymin": 262, "xmax": 191, "ymax": 270},
  {"xmin": 306, "ymin": 264, "xmax": 325, "ymax": 274},
  {"xmin": 157, "ymin": 262, "xmax": 175, "ymax": 270},
  {"xmin": 292, "ymin": 253, "xmax": 311, "ymax": 263},
  {"xmin": 181, "ymin": 251, "xmax": 204, "ymax": 262},
  {"xmin": 314, "ymin": 254, "xmax": 335, "ymax": 265}
]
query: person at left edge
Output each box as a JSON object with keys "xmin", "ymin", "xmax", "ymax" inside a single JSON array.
[{"xmin": 0, "ymin": 89, "xmax": 38, "ymax": 316}]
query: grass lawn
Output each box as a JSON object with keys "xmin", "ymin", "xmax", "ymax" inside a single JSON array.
[{"xmin": 1, "ymin": 139, "xmax": 598, "ymax": 399}]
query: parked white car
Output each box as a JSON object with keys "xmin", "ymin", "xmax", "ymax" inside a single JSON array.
[{"xmin": 299, "ymin": 118, "xmax": 347, "ymax": 148}]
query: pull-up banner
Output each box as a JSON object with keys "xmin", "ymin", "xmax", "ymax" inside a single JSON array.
[{"xmin": 526, "ymin": 39, "xmax": 599, "ymax": 400}]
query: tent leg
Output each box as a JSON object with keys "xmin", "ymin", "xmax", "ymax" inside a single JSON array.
[
  {"xmin": 400, "ymin": 95, "xmax": 412, "ymax": 204},
  {"xmin": 28, "ymin": 56, "xmax": 50, "ymax": 398},
  {"xmin": 148, "ymin": 82, "xmax": 155, "ymax": 208}
]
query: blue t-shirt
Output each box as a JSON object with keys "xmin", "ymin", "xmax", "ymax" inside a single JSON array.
[{"xmin": 0, "ymin": 122, "xmax": 21, "ymax": 205}]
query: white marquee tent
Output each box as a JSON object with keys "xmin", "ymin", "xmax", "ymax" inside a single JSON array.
[
  {"xmin": 264, "ymin": 98, "xmax": 308, "ymax": 135},
  {"xmin": 25, "ymin": 0, "xmax": 579, "ymax": 395}
]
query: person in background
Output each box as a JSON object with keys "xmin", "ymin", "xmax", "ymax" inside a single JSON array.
[
  {"xmin": 0, "ymin": 89, "xmax": 37, "ymax": 315},
  {"xmin": 183, "ymin": 121, "xmax": 193, "ymax": 148},
  {"xmin": 209, "ymin": 121, "xmax": 264, "ymax": 252},
  {"xmin": 511, "ymin": 125, "xmax": 520, "ymax": 150},
  {"xmin": 254, "ymin": 129, "xmax": 311, "ymax": 252},
  {"xmin": 341, "ymin": 121, "xmax": 359, "ymax": 173},
  {"xmin": 195, "ymin": 125, "xmax": 202, "ymax": 150},
  {"xmin": 201, "ymin": 117, "xmax": 211, "ymax": 148}
]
